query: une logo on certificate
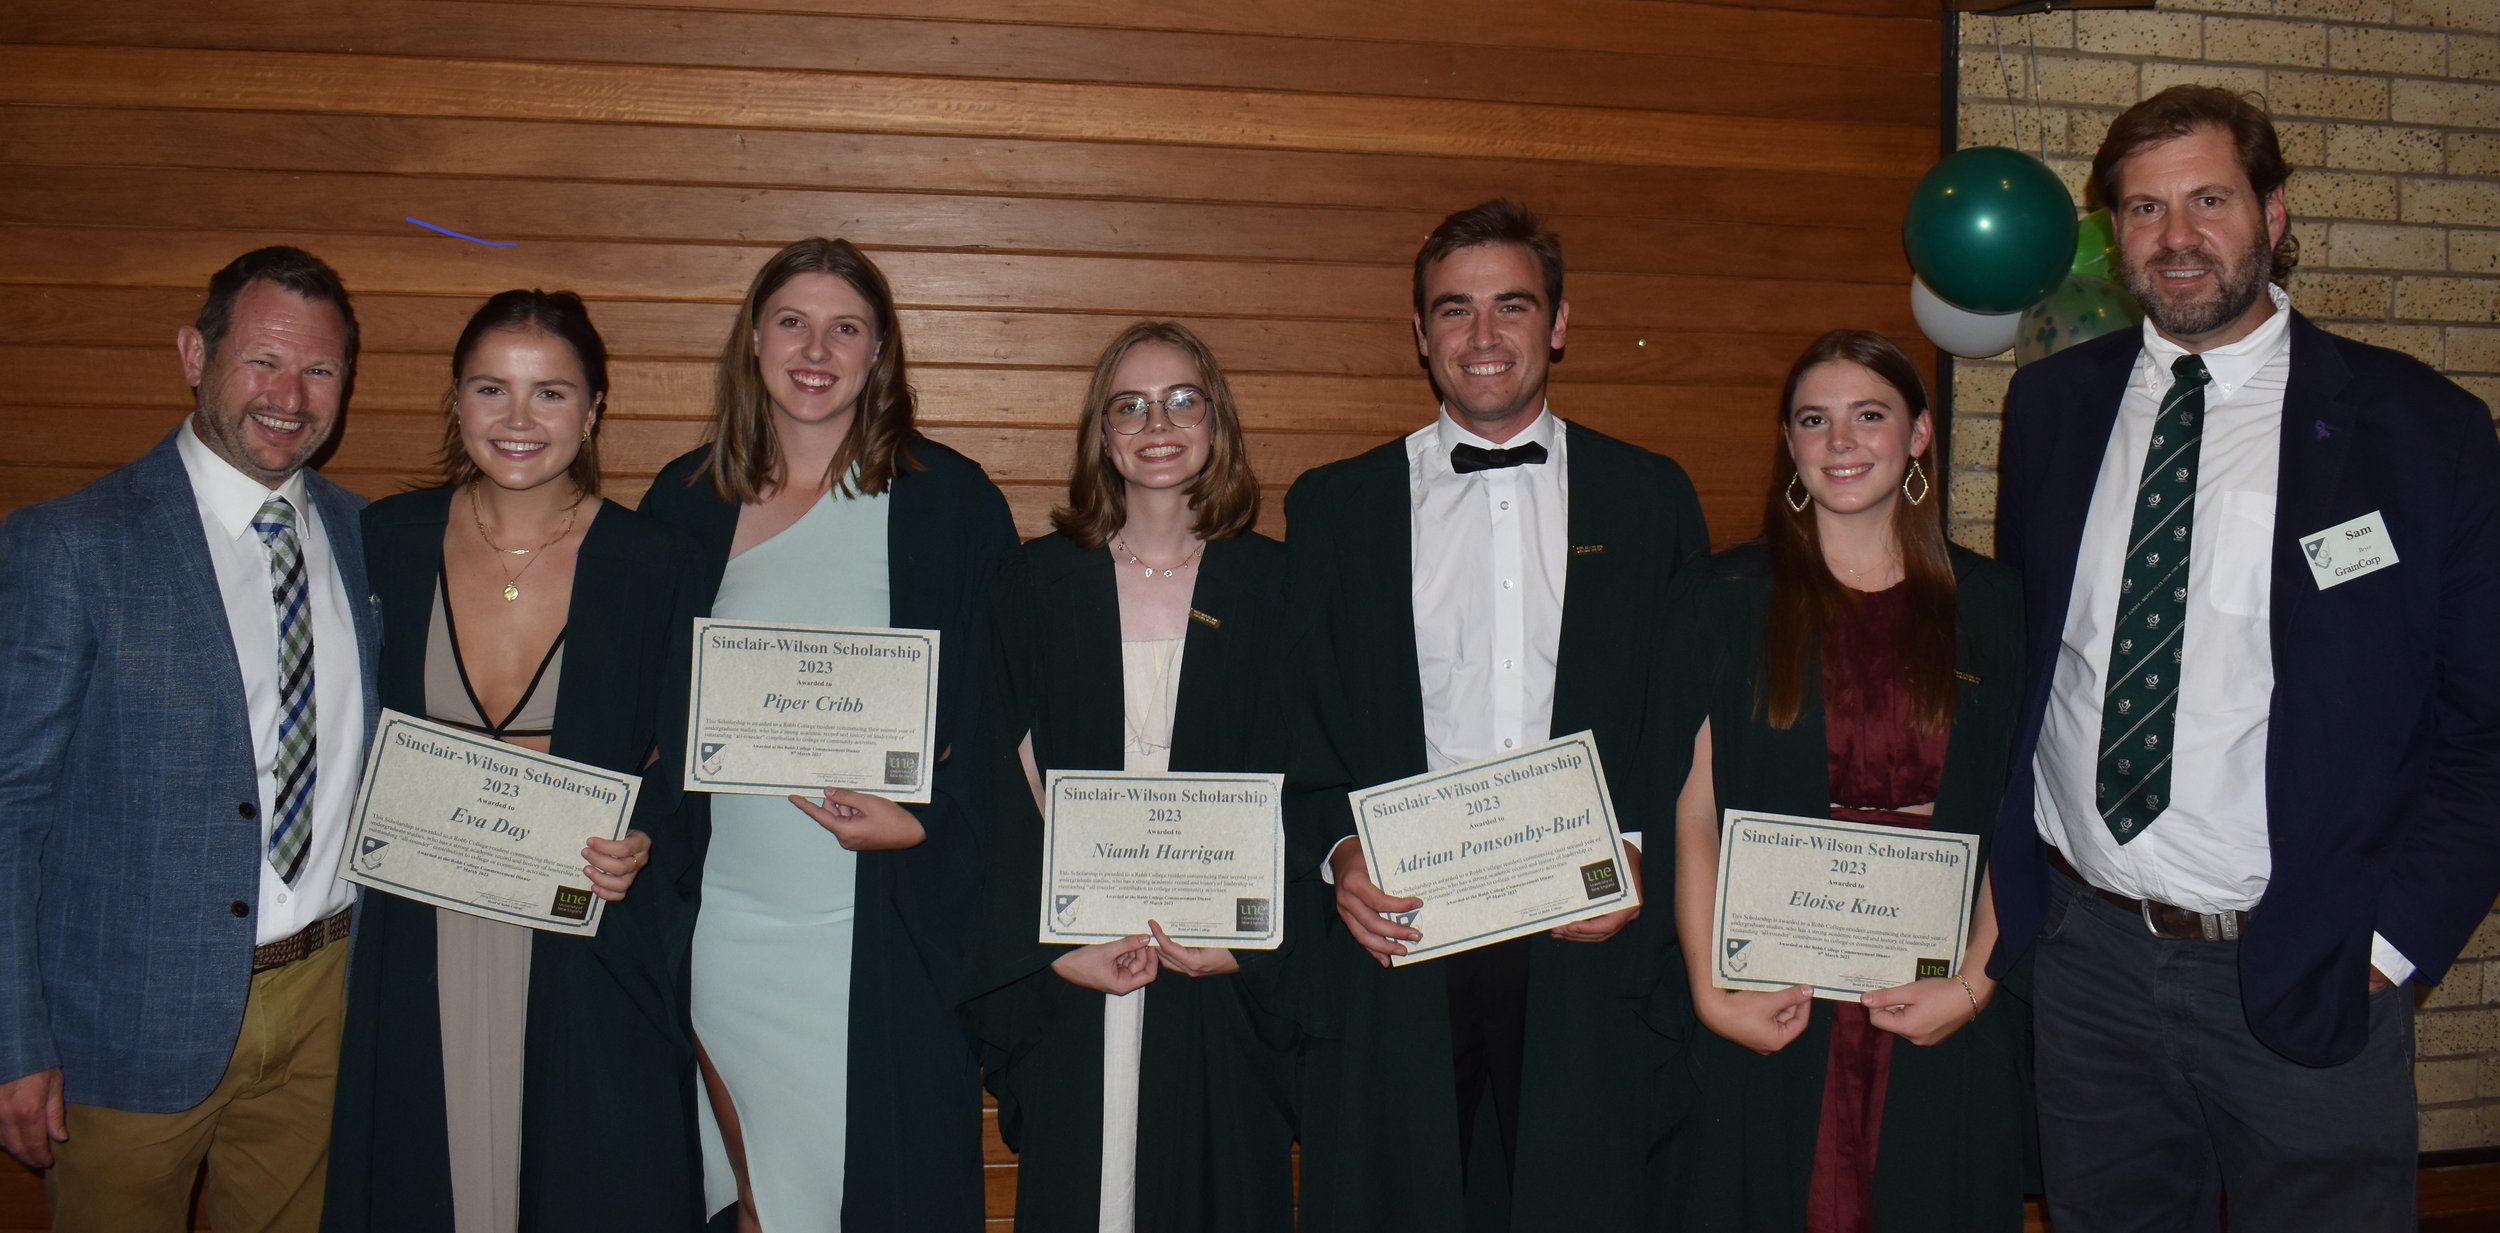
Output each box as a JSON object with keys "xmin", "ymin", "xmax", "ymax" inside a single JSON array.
[{"xmin": 1711, "ymin": 810, "xmax": 1979, "ymax": 999}]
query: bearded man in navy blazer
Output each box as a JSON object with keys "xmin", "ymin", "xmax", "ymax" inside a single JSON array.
[
  {"xmin": 1988, "ymin": 86, "xmax": 2500, "ymax": 1233},
  {"xmin": 0, "ymin": 248, "xmax": 380, "ymax": 1232}
]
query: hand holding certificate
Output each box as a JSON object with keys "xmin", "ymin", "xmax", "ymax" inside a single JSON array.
[
  {"xmin": 1710, "ymin": 810, "xmax": 1979, "ymax": 999},
  {"xmin": 343, "ymin": 711, "xmax": 641, "ymax": 935},
  {"xmin": 1348, "ymin": 732, "xmax": 1638, "ymax": 966},
  {"xmin": 1040, "ymin": 771, "xmax": 1285, "ymax": 950},
  {"xmin": 686, "ymin": 618, "xmax": 940, "ymax": 803}
]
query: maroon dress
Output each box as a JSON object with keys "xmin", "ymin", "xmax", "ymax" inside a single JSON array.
[{"xmin": 1802, "ymin": 585, "xmax": 1947, "ymax": 1233}]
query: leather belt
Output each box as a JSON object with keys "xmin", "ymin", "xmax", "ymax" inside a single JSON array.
[
  {"xmin": 251, "ymin": 907, "xmax": 353, "ymax": 973},
  {"xmin": 2046, "ymin": 846, "xmax": 2244, "ymax": 942}
]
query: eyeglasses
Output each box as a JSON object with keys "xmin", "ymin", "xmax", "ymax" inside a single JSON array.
[{"xmin": 1105, "ymin": 387, "xmax": 1209, "ymax": 435}]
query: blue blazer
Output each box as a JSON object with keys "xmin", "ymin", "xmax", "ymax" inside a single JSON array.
[
  {"xmin": 0, "ymin": 429, "xmax": 382, "ymax": 1110},
  {"xmin": 1986, "ymin": 312, "xmax": 2500, "ymax": 1067}
]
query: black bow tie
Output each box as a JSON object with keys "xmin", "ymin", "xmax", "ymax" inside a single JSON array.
[{"xmin": 1450, "ymin": 441, "xmax": 1549, "ymax": 474}]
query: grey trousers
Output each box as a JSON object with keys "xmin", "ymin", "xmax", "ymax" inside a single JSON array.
[{"xmin": 2032, "ymin": 867, "xmax": 2417, "ymax": 1233}]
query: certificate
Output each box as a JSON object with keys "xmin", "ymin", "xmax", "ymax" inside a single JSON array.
[
  {"xmin": 342, "ymin": 711, "xmax": 640, "ymax": 935},
  {"xmin": 1711, "ymin": 810, "xmax": 1980, "ymax": 999},
  {"xmin": 685, "ymin": 618, "xmax": 940, "ymax": 803},
  {"xmin": 1039, "ymin": 771, "xmax": 1285, "ymax": 950},
  {"xmin": 1349, "ymin": 732, "xmax": 1637, "ymax": 966}
]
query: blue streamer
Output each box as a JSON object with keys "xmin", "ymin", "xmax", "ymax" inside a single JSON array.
[{"xmin": 405, "ymin": 217, "xmax": 518, "ymax": 247}]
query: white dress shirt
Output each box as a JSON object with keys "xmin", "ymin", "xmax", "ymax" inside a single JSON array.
[
  {"xmin": 1411, "ymin": 408, "xmax": 1569, "ymax": 771},
  {"xmin": 177, "ymin": 424, "xmax": 364, "ymax": 944},
  {"xmin": 2034, "ymin": 286, "xmax": 2411, "ymax": 981}
]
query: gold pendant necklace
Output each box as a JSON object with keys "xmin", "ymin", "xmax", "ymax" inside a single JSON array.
[
  {"xmin": 1114, "ymin": 534, "xmax": 1205, "ymax": 579},
  {"xmin": 470, "ymin": 483, "xmax": 580, "ymax": 601}
]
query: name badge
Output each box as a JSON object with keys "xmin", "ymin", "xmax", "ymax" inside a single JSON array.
[{"xmin": 2298, "ymin": 511, "xmax": 2398, "ymax": 590}]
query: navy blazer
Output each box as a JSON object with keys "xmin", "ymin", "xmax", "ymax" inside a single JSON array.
[
  {"xmin": 0, "ymin": 428, "xmax": 382, "ymax": 1109},
  {"xmin": 1986, "ymin": 312, "xmax": 2500, "ymax": 1067}
]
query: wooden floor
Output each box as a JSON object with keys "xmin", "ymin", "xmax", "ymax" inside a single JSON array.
[{"xmin": 7, "ymin": 1160, "xmax": 2497, "ymax": 1231}]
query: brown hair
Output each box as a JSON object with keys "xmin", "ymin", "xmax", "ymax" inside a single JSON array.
[
  {"xmin": 1760, "ymin": 330, "xmax": 1957, "ymax": 734},
  {"xmin": 1411, "ymin": 199, "xmax": 1563, "ymax": 320},
  {"xmin": 2089, "ymin": 85, "xmax": 2299, "ymax": 281},
  {"xmin": 435, "ymin": 289, "xmax": 606, "ymax": 496},
  {"xmin": 197, "ymin": 246, "xmax": 360, "ymax": 376},
  {"xmin": 699, "ymin": 238, "xmax": 920, "ymax": 503},
  {"xmin": 1050, "ymin": 321, "xmax": 1260, "ymax": 549}
]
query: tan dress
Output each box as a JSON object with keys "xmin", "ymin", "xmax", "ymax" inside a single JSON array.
[{"xmin": 424, "ymin": 573, "xmax": 565, "ymax": 1233}]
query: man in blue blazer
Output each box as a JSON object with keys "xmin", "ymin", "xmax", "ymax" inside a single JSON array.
[
  {"xmin": 0, "ymin": 248, "xmax": 381, "ymax": 1232},
  {"xmin": 1988, "ymin": 87, "xmax": 2500, "ymax": 1233}
]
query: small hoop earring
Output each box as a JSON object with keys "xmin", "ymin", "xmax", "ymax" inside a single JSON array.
[
  {"xmin": 1903, "ymin": 459, "xmax": 1931, "ymax": 507},
  {"xmin": 1785, "ymin": 473, "xmax": 1810, "ymax": 514},
  {"xmin": 580, "ymin": 422, "xmax": 593, "ymax": 443}
]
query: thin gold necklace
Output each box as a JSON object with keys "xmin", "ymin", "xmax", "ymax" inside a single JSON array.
[
  {"xmin": 470, "ymin": 483, "xmax": 579, "ymax": 602},
  {"xmin": 1115, "ymin": 534, "xmax": 1205, "ymax": 579}
]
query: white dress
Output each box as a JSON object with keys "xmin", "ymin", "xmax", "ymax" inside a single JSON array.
[{"xmin": 1095, "ymin": 636, "xmax": 1185, "ymax": 1233}]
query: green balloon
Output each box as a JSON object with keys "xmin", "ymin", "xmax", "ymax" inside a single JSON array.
[
  {"xmin": 2072, "ymin": 208, "xmax": 2118, "ymax": 278},
  {"xmin": 1902, "ymin": 147, "xmax": 2079, "ymax": 314},
  {"xmin": 2015, "ymin": 274, "xmax": 2143, "ymax": 366}
]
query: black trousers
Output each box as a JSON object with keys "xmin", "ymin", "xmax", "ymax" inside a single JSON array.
[{"xmin": 1445, "ymin": 936, "xmax": 1531, "ymax": 1182}]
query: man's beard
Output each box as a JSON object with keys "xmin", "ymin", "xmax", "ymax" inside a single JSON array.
[{"xmin": 2123, "ymin": 225, "xmax": 2275, "ymax": 341}]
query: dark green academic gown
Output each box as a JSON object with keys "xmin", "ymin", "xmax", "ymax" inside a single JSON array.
[
  {"xmin": 1661, "ymin": 542, "xmax": 2030, "ymax": 1233},
  {"xmin": 1280, "ymin": 422, "xmax": 1708, "ymax": 1233},
  {"xmin": 640, "ymin": 439, "xmax": 1016, "ymax": 1232},
  {"xmin": 323, "ymin": 489, "xmax": 708, "ymax": 1233},
  {"xmin": 961, "ymin": 531, "xmax": 1301, "ymax": 1233}
]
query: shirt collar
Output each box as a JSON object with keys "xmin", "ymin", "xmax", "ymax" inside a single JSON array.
[
  {"xmin": 175, "ymin": 417, "xmax": 311, "ymax": 543},
  {"xmin": 2139, "ymin": 283, "xmax": 2294, "ymax": 398},
  {"xmin": 1434, "ymin": 402, "xmax": 1558, "ymax": 457}
]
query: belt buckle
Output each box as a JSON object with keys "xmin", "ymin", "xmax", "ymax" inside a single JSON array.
[{"xmin": 2139, "ymin": 899, "xmax": 2239, "ymax": 942}]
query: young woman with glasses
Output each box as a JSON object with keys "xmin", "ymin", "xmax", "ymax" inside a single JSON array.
[{"xmin": 962, "ymin": 321, "xmax": 1301, "ymax": 1233}]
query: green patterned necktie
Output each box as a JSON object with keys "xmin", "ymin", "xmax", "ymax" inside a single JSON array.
[{"xmin": 2097, "ymin": 353, "xmax": 2210, "ymax": 845}]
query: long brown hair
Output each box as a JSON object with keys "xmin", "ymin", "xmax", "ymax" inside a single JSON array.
[
  {"xmin": 699, "ymin": 237, "xmax": 920, "ymax": 503},
  {"xmin": 434, "ymin": 289, "xmax": 606, "ymax": 496},
  {"xmin": 1760, "ymin": 330, "xmax": 1957, "ymax": 733},
  {"xmin": 1050, "ymin": 321, "xmax": 1260, "ymax": 548}
]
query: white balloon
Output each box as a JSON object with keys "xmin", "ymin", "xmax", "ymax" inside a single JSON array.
[{"xmin": 1910, "ymin": 276, "xmax": 2022, "ymax": 359}]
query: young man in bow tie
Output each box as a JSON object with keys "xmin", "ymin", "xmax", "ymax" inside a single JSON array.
[{"xmin": 1281, "ymin": 199, "xmax": 1707, "ymax": 1231}]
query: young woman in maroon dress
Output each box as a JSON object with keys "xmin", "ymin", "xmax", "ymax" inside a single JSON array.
[{"xmin": 1664, "ymin": 330, "xmax": 2030, "ymax": 1232}]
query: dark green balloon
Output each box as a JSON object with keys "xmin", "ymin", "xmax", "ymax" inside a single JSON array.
[
  {"xmin": 1902, "ymin": 147, "xmax": 2079, "ymax": 314},
  {"xmin": 2015, "ymin": 274, "xmax": 2143, "ymax": 366}
]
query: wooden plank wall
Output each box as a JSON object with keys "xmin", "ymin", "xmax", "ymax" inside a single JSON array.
[
  {"xmin": 0, "ymin": 0, "xmax": 1940, "ymax": 1225},
  {"xmin": 0, "ymin": 0, "xmax": 1939, "ymax": 543}
]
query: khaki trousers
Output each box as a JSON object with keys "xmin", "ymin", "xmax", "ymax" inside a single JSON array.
[{"xmin": 45, "ymin": 938, "xmax": 348, "ymax": 1233}]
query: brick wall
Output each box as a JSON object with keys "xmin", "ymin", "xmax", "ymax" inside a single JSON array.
[{"xmin": 1951, "ymin": 0, "xmax": 2500, "ymax": 1152}]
